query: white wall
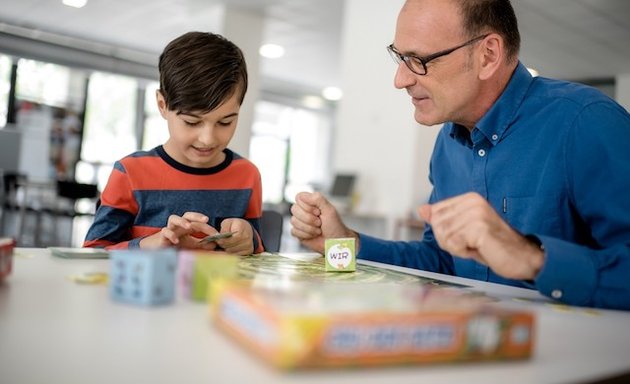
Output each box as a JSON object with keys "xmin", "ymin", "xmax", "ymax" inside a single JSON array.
[
  {"xmin": 335, "ymin": 0, "xmax": 441, "ymax": 218},
  {"xmin": 220, "ymin": 7, "xmax": 264, "ymax": 159},
  {"xmin": 616, "ymin": 74, "xmax": 630, "ymax": 112}
]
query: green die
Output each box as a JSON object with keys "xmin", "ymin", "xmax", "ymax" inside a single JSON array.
[{"xmin": 325, "ymin": 238, "xmax": 356, "ymax": 272}]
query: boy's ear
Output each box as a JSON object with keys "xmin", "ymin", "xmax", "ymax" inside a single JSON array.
[{"xmin": 156, "ymin": 90, "xmax": 168, "ymax": 118}]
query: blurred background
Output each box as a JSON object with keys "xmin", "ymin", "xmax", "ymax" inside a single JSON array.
[{"xmin": 1, "ymin": 0, "xmax": 630, "ymax": 248}]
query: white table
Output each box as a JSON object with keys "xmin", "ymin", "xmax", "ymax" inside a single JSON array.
[{"xmin": 1, "ymin": 248, "xmax": 629, "ymax": 384}]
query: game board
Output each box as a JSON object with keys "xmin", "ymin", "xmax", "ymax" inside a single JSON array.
[{"xmin": 235, "ymin": 254, "xmax": 469, "ymax": 288}]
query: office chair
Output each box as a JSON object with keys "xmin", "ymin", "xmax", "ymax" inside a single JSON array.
[
  {"xmin": 260, "ymin": 209, "xmax": 283, "ymax": 253},
  {"xmin": 45, "ymin": 180, "xmax": 99, "ymax": 246},
  {"xmin": 53, "ymin": 181, "xmax": 99, "ymax": 216}
]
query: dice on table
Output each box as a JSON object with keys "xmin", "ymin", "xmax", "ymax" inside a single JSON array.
[
  {"xmin": 177, "ymin": 250, "xmax": 240, "ymax": 302},
  {"xmin": 109, "ymin": 248, "xmax": 177, "ymax": 305}
]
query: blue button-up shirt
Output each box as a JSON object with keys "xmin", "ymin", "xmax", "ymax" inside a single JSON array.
[{"xmin": 359, "ymin": 62, "xmax": 630, "ymax": 310}]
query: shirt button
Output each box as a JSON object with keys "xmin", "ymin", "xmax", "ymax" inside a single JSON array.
[
  {"xmin": 477, "ymin": 149, "xmax": 486, "ymax": 157},
  {"xmin": 551, "ymin": 289, "xmax": 563, "ymax": 299},
  {"xmin": 491, "ymin": 134, "xmax": 499, "ymax": 141}
]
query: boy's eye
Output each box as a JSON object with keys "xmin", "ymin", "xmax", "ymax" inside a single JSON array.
[
  {"xmin": 183, "ymin": 120, "xmax": 201, "ymax": 126},
  {"xmin": 218, "ymin": 120, "xmax": 235, "ymax": 127}
]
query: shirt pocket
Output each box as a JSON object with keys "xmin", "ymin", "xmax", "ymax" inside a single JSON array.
[{"xmin": 502, "ymin": 192, "xmax": 565, "ymax": 236}]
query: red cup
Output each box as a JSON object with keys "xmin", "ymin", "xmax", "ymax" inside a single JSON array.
[{"xmin": 0, "ymin": 238, "xmax": 16, "ymax": 279}]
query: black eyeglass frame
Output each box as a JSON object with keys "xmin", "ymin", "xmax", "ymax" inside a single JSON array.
[{"xmin": 387, "ymin": 34, "xmax": 490, "ymax": 75}]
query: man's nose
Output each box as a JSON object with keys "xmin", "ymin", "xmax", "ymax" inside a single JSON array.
[{"xmin": 394, "ymin": 62, "xmax": 416, "ymax": 89}]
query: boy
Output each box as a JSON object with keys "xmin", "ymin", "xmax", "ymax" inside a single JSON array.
[{"xmin": 84, "ymin": 32, "xmax": 263, "ymax": 255}]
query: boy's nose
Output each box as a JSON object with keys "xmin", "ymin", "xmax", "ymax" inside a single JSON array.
[{"xmin": 197, "ymin": 125, "xmax": 215, "ymax": 145}]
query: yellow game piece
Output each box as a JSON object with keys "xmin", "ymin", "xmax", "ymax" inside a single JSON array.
[{"xmin": 67, "ymin": 272, "xmax": 109, "ymax": 285}]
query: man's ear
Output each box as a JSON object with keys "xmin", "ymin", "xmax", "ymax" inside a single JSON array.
[
  {"xmin": 156, "ymin": 89, "xmax": 168, "ymax": 118},
  {"xmin": 478, "ymin": 33, "xmax": 503, "ymax": 80}
]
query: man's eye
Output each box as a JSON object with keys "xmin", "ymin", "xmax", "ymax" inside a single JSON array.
[
  {"xmin": 184, "ymin": 120, "xmax": 201, "ymax": 126},
  {"xmin": 218, "ymin": 120, "xmax": 234, "ymax": 127}
]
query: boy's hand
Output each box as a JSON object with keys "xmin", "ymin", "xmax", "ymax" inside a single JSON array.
[
  {"xmin": 139, "ymin": 212, "xmax": 220, "ymax": 250},
  {"xmin": 215, "ymin": 218, "xmax": 254, "ymax": 255}
]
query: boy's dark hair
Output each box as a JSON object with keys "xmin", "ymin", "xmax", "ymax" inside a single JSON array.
[
  {"xmin": 456, "ymin": 0, "xmax": 521, "ymax": 63},
  {"xmin": 158, "ymin": 31, "xmax": 248, "ymax": 114}
]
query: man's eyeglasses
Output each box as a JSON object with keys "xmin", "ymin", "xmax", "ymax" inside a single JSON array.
[{"xmin": 387, "ymin": 34, "xmax": 489, "ymax": 76}]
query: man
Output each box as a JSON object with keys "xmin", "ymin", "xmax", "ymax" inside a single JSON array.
[{"xmin": 291, "ymin": 0, "xmax": 630, "ymax": 310}]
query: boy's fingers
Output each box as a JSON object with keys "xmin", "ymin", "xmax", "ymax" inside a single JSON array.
[
  {"xmin": 160, "ymin": 227, "xmax": 180, "ymax": 244},
  {"xmin": 198, "ymin": 242, "xmax": 218, "ymax": 251},
  {"xmin": 182, "ymin": 212, "xmax": 209, "ymax": 223},
  {"xmin": 223, "ymin": 241, "xmax": 253, "ymax": 255},
  {"xmin": 216, "ymin": 228, "xmax": 248, "ymax": 248},
  {"xmin": 167, "ymin": 215, "xmax": 192, "ymax": 231},
  {"xmin": 220, "ymin": 218, "xmax": 249, "ymax": 233},
  {"xmin": 189, "ymin": 222, "xmax": 217, "ymax": 236}
]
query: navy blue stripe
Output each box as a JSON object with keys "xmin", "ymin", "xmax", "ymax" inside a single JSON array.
[
  {"xmin": 127, "ymin": 148, "xmax": 159, "ymax": 158},
  {"xmin": 85, "ymin": 206, "xmax": 135, "ymax": 242},
  {"xmin": 133, "ymin": 189, "xmax": 253, "ymax": 228},
  {"xmin": 113, "ymin": 161, "xmax": 126, "ymax": 173},
  {"xmin": 128, "ymin": 237, "xmax": 144, "ymax": 248},
  {"xmin": 247, "ymin": 218, "xmax": 261, "ymax": 250}
]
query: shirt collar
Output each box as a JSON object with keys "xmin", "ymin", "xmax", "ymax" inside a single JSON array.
[{"xmin": 450, "ymin": 61, "xmax": 534, "ymax": 146}]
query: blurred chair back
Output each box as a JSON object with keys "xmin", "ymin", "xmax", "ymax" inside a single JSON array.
[
  {"xmin": 56, "ymin": 180, "xmax": 99, "ymax": 200},
  {"xmin": 2, "ymin": 172, "xmax": 26, "ymax": 209},
  {"xmin": 39, "ymin": 180, "xmax": 99, "ymax": 247},
  {"xmin": 260, "ymin": 209, "xmax": 283, "ymax": 253},
  {"xmin": 53, "ymin": 180, "xmax": 99, "ymax": 217}
]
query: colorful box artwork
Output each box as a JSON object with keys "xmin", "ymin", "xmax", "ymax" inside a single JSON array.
[{"xmin": 212, "ymin": 282, "xmax": 535, "ymax": 369}]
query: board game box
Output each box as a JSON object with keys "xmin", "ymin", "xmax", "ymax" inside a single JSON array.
[{"xmin": 212, "ymin": 277, "xmax": 535, "ymax": 369}]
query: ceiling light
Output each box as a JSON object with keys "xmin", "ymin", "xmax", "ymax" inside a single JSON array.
[
  {"xmin": 259, "ymin": 44, "xmax": 285, "ymax": 59},
  {"xmin": 527, "ymin": 67, "xmax": 539, "ymax": 77},
  {"xmin": 302, "ymin": 95, "xmax": 325, "ymax": 109},
  {"xmin": 322, "ymin": 86, "xmax": 343, "ymax": 101},
  {"xmin": 62, "ymin": 0, "xmax": 88, "ymax": 8}
]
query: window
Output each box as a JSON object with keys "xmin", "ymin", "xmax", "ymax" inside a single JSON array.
[
  {"xmin": 249, "ymin": 100, "xmax": 332, "ymax": 204},
  {"xmin": 16, "ymin": 59, "xmax": 78, "ymax": 108},
  {"xmin": 14, "ymin": 59, "xmax": 86, "ymax": 181},
  {"xmin": 81, "ymin": 72, "xmax": 138, "ymax": 164},
  {"xmin": 285, "ymin": 108, "xmax": 331, "ymax": 201},
  {"xmin": 0, "ymin": 54, "xmax": 11, "ymax": 128},
  {"xmin": 78, "ymin": 71, "xmax": 138, "ymax": 188}
]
